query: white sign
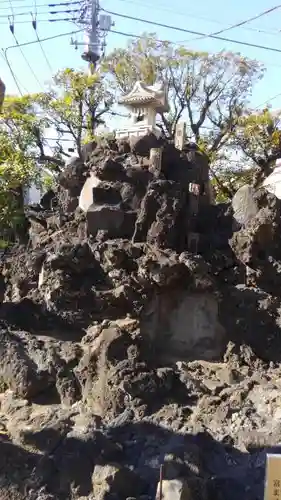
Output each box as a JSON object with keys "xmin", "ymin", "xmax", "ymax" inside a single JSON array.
[{"xmin": 264, "ymin": 454, "xmax": 281, "ymax": 500}]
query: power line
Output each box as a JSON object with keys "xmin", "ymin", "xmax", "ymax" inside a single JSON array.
[
  {"xmin": 3, "ymin": 27, "xmax": 82, "ymax": 51},
  {"xmin": 0, "ymin": 0, "xmax": 80, "ymax": 6},
  {"xmin": 103, "ymin": 9, "xmax": 281, "ymax": 55},
  {"xmin": 102, "ymin": 27, "xmax": 281, "ymax": 74},
  {"xmin": 255, "ymin": 92, "xmax": 281, "ymax": 108},
  {"xmin": 110, "ymin": 0, "xmax": 281, "ymax": 37},
  {"xmin": 106, "ymin": 26, "xmax": 281, "ymax": 110},
  {"xmin": 0, "ymin": 10, "xmax": 47, "ymax": 18},
  {"xmin": 2, "ymin": 28, "xmax": 82, "ymax": 96},
  {"xmin": 1, "ymin": 16, "xmax": 281, "ymax": 75},
  {"xmin": 1, "ymin": 18, "xmax": 281, "ymax": 73},
  {"xmin": 8, "ymin": 0, "xmax": 15, "ymax": 16},
  {"xmin": 0, "ymin": 8, "xmax": 80, "ymax": 17},
  {"xmin": 0, "ymin": 50, "xmax": 24, "ymax": 95},
  {"xmin": 4, "ymin": 11, "xmax": 281, "ymax": 109},
  {"xmin": 105, "ymin": 27, "xmax": 281, "ymax": 73},
  {"xmin": 8, "ymin": 19, "xmax": 44, "ymax": 90},
  {"xmin": 2, "ymin": 5, "xmax": 281, "ymax": 45},
  {"xmin": 3, "ymin": 0, "xmax": 281, "ymax": 39},
  {"xmin": 188, "ymin": 4, "xmax": 281, "ymax": 42},
  {"xmin": 47, "ymin": 137, "xmax": 74, "ymax": 141},
  {"xmin": 31, "ymin": 14, "xmax": 53, "ymax": 76},
  {"xmin": 1, "ymin": 0, "xmax": 35, "ymax": 2},
  {"xmin": 0, "ymin": 18, "xmax": 79, "ymax": 23}
]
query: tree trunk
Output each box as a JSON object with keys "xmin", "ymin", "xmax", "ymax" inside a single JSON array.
[
  {"xmin": 8, "ymin": 186, "xmax": 29, "ymax": 244},
  {"xmin": 0, "ymin": 77, "xmax": 5, "ymax": 110}
]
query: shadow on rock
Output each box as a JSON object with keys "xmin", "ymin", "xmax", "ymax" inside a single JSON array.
[
  {"xmin": 219, "ymin": 285, "xmax": 281, "ymax": 363},
  {"xmin": 102, "ymin": 421, "xmax": 267, "ymax": 500},
  {"xmin": 0, "ymin": 299, "xmax": 85, "ymax": 341},
  {"xmin": 0, "ymin": 418, "xmax": 269, "ymax": 500}
]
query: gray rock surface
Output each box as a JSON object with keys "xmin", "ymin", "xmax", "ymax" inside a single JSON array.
[
  {"xmin": 1, "ymin": 136, "xmax": 281, "ymax": 499},
  {"xmin": 232, "ymin": 184, "xmax": 259, "ymax": 227}
]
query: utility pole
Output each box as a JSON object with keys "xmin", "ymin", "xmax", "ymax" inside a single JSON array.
[
  {"xmin": 81, "ymin": 0, "xmax": 100, "ymax": 73},
  {"xmin": 72, "ymin": 0, "xmax": 113, "ymax": 73},
  {"xmin": 71, "ymin": 0, "xmax": 113, "ymax": 133}
]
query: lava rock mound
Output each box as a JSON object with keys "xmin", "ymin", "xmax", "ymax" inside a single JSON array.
[{"xmin": 1, "ymin": 137, "xmax": 281, "ymax": 499}]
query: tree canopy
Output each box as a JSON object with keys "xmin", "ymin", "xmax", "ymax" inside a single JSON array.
[
  {"xmin": 103, "ymin": 33, "xmax": 264, "ymax": 158},
  {"xmin": 0, "ymin": 128, "xmax": 35, "ymax": 242},
  {"xmin": 36, "ymin": 68, "xmax": 113, "ymax": 158},
  {"xmin": 1, "ymin": 36, "xmax": 281, "ymax": 238},
  {"xmin": 0, "ymin": 68, "xmax": 112, "ymax": 240},
  {"xmin": 233, "ymin": 108, "xmax": 281, "ymax": 186}
]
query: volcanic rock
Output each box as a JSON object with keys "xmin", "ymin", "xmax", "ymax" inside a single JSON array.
[{"xmin": 1, "ymin": 136, "xmax": 281, "ymax": 500}]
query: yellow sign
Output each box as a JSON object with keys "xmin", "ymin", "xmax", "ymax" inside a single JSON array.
[{"xmin": 264, "ymin": 454, "xmax": 281, "ymax": 500}]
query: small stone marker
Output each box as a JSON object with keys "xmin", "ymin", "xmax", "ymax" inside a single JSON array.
[
  {"xmin": 189, "ymin": 182, "xmax": 200, "ymax": 196},
  {"xmin": 79, "ymin": 173, "xmax": 100, "ymax": 213},
  {"xmin": 150, "ymin": 147, "xmax": 163, "ymax": 176},
  {"xmin": 174, "ymin": 122, "xmax": 186, "ymax": 150},
  {"xmin": 264, "ymin": 454, "xmax": 281, "ymax": 500},
  {"xmin": 188, "ymin": 183, "xmax": 201, "ymax": 216},
  {"xmin": 156, "ymin": 478, "xmax": 191, "ymax": 500}
]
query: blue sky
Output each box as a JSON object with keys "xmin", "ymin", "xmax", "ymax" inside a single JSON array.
[{"xmin": 1, "ymin": 0, "xmax": 281, "ymax": 138}]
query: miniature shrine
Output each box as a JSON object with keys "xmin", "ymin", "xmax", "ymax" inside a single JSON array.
[{"xmin": 115, "ymin": 81, "xmax": 169, "ymax": 140}]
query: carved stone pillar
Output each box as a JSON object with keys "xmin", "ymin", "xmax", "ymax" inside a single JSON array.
[
  {"xmin": 188, "ymin": 182, "xmax": 200, "ymax": 253},
  {"xmin": 174, "ymin": 122, "xmax": 186, "ymax": 150},
  {"xmin": 149, "ymin": 147, "xmax": 163, "ymax": 177}
]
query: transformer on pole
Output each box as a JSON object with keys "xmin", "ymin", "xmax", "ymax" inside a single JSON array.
[
  {"xmin": 81, "ymin": 0, "xmax": 99, "ymax": 66},
  {"xmin": 71, "ymin": 0, "xmax": 113, "ymax": 71}
]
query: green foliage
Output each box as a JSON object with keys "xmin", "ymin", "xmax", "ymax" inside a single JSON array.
[
  {"xmin": 228, "ymin": 108, "xmax": 281, "ymax": 188},
  {"xmin": 0, "ymin": 95, "xmax": 42, "ymax": 235},
  {"xmin": 41, "ymin": 172, "xmax": 56, "ymax": 191},
  {"xmin": 0, "ymin": 68, "xmax": 114, "ymax": 236},
  {"xmin": 1, "ymin": 94, "xmax": 48, "ymax": 154},
  {"xmin": 0, "ymin": 239, "xmax": 10, "ymax": 250},
  {"xmin": 104, "ymin": 34, "xmax": 269, "ymax": 197},
  {"xmin": 37, "ymin": 68, "xmax": 113, "ymax": 156},
  {"xmin": 234, "ymin": 108, "xmax": 281, "ymax": 167},
  {"xmin": 211, "ymin": 164, "xmax": 255, "ymax": 203},
  {"xmin": 0, "ymin": 129, "xmax": 36, "ymax": 232},
  {"xmin": 0, "ymin": 45, "xmax": 278, "ymax": 238}
]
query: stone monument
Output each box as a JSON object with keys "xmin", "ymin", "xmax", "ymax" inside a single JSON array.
[
  {"xmin": 79, "ymin": 171, "xmax": 100, "ymax": 212},
  {"xmin": 115, "ymin": 81, "xmax": 169, "ymax": 140},
  {"xmin": 149, "ymin": 147, "xmax": 163, "ymax": 177},
  {"xmin": 174, "ymin": 122, "xmax": 186, "ymax": 150}
]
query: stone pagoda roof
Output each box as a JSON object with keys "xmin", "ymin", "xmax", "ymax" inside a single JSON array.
[{"xmin": 119, "ymin": 81, "xmax": 169, "ymax": 112}]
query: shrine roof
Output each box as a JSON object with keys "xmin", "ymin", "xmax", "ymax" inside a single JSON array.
[{"xmin": 119, "ymin": 81, "xmax": 169, "ymax": 112}]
